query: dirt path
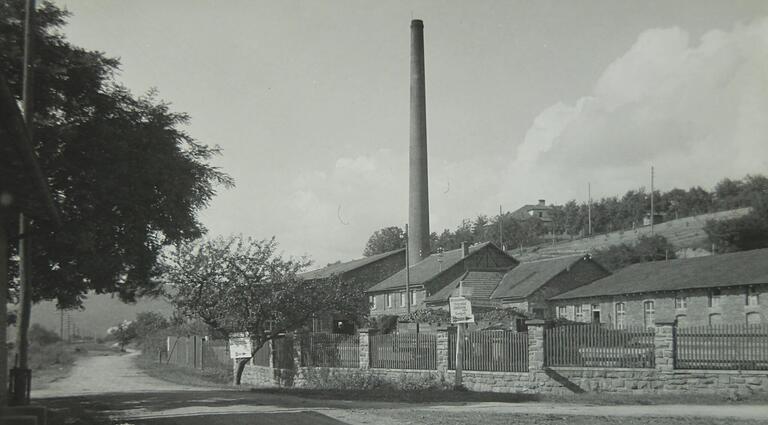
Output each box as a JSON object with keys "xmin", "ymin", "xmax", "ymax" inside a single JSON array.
[{"xmin": 32, "ymin": 349, "xmax": 217, "ymax": 398}]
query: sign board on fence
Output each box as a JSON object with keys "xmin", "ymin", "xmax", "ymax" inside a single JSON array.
[
  {"xmin": 449, "ymin": 296, "xmax": 474, "ymax": 323},
  {"xmin": 229, "ymin": 332, "xmax": 252, "ymax": 359}
]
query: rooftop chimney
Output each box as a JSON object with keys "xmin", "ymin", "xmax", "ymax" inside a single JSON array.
[
  {"xmin": 408, "ymin": 19, "xmax": 430, "ymax": 265},
  {"xmin": 538, "ymin": 199, "xmax": 546, "ymax": 206},
  {"xmin": 461, "ymin": 242, "xmax": 469, "ymax": 258}
]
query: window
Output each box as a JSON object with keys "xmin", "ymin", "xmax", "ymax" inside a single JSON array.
[
  {"xmin": 747, "ymin": 286, "xmax": 759, "ymax": 306},
  {"xmin": 615, "ymin": 302, "xmax": 626, "ymax": 329},
  {"xmin": 369, "ymin": 295, "xmax": 376, "ymax": 310},
  {"xmin": 746, "ymin": 312, "xmax": 761, "ymax": 325},
  {"xmin": 557, "ymin": 306, "xmax": 567, "ymax": 319},
  {"xmin": 675, "ymin": 314, "xmax": 687, "ymax": 327},
  {"xmin": 709, "ymin": 289, "xmax": 721, "ymax": 307},
  {"xmin": 674, "ymin": 294, "xmax": 688, "ymax": 309},
  {"xmin": 643, "ymin": 301, "xmax": 655, "ymax": 329},
  {"xmin": 709, "ymin": 313, "xmax": 722, "ymax": 326},
  {"xmin": 386, "ymin": 293, "xmax": 393, "ymax": 309},
  {"xmin": 575, "ymin": 305, "xmax": 584, "ymax": 322},
  {"xmin": 591, "ymin": 304, "xmax": 601, "ymax": 323},
  {"xmin": 411, "ymin": 290, "xmax": 417, "ymax": 305},
  {"xmin": 400, "ymin": 292, "xmax": 406, "ymax": 307}
]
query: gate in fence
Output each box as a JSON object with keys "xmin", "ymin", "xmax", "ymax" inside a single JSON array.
[{"xmin": 162, "ymin": 336, "xmax": 230, "ymax": 370}]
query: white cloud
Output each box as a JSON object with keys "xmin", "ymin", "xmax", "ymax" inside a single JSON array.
[{"xmin": 506, "ymin": 18, "xmax": 768, "ymax": 202}]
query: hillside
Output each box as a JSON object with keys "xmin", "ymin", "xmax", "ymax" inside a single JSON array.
[
  {"xmin": 22, "ymin": 293, "xmax": 174, "ymax": 340},
  {"xmin": 511, "ymin": 208, "xmax": 751, "ymax": 262}
]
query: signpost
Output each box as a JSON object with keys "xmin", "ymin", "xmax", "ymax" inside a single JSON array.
[
  {"xmin": 228, "ymin": 332, "xmax": 252, "ymax": 359},
  {"xmin": 449, "ymin": 289, "xmax": 474, "ymax": 389}
]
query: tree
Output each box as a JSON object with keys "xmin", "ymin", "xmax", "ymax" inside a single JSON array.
[
  {"xmin": 164, "ymin": 235, "xmax": 369, "ymax": 383},
  {"xmin": 592, "ymin": 235, "xmax": 676, "ymax": 272},
  {"xmin": 0, "ymin": 1, "xmax": 233, "ymax": 308},
  {"xmin": 705, "ymin": 194, "xmax": 768, "ymax": 253},
  {"xmin": 132, "ymin": 311, "xmax": 169, "ymax": 339},
  {"xmin": 107, "ymin": 320, "xmax": 137, "ymax": 351},
  {"xmin": 362, "ymin": 226, "xmax": 405, "ymax": 257}
]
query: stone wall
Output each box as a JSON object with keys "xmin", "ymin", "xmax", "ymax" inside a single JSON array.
[{"xmin": 237, "ymin": 322, "xmax": 768, "ymax": 396}]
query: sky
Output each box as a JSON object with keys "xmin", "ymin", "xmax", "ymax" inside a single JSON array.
[{"xmin": 52, "ymin": 0, "xmax": 768, "ymax": 267}]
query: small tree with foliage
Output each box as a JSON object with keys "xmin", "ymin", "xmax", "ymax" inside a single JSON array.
[
  {"xmin": 363, "ymin": 226, "xmax": 405, "ymax": 257},
  {"xmin": 705, "ymin": 193, "xmax": 768, "ymax": 253},
  {"xmin": 107, "ymin": 320, "xmax": 137, "ymax": 352},
  {"xmin": 164, "ymin": 235, "xmax": 370, "ymax": 383}
]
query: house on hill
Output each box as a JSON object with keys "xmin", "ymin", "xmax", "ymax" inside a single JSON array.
[
  {"xmin": 551, "ymin": 248, "xmax": 768, "ymax": 328},
  {"xmin": 509, "ymin": 199, "xmax": 554, "ymax": 225},
  {"xmin": 366, "ymin": 242, "xmax": 518, "ymax": 317}
]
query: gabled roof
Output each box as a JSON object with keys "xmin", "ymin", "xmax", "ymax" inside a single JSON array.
[
  {"xmin": 552, "ymin": 248, "xmax": 768, "ymax": 300},
  {"xmin": 426, "ymin": 270, "xmax": 506, "ymax": 307},
  {"xmin": 299, "ymin": 248, "xmax": 404, "ymax": 281},
  {"xmin": 509, "ymin": 203, "xmax": 553, "ymax": 221},
  {"xmin": 367, "ymin": 242, "xmax": 514, "ymax": 293},
  {"xmin": 490, "ymin": 254, "xmax": 589, "ymax": 300}
]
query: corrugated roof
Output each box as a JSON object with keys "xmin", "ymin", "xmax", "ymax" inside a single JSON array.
[
  {"xmin": 426, "ymin": 270, "xmax": 506, "ymax": 304},
  {"xmin": 299, "ymin": 248, "xmax": 404, "ymax": 281},
  {"xmin": 552, "ymin": 248, "xmax": 768, "ymax": 300},
  {"xmin": 490, "ymin": 255, "xmax": 587, "ymax": 300},
  {"xmin": 367, "ymin": 242, "xmax": 511, "ymax": 292}
]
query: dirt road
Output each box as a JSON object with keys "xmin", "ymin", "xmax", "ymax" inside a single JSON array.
[
  {"xmin": 32, "ymin": 349, "xmax": 212, "ymax": 398},
  {"xmin": 30, "ymin": 350, "xmax": 768, "ymax": 424}
]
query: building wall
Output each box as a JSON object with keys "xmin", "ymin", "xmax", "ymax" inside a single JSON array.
[
  {"xmin": 553, "ymin": 283, "xmax": 768, "ymax": 327},
  {"xmin": 369, "ymin": 288, "xmax": 427, "ymax": 317},
  {"xmin": 370, "ymin": 245, "xmax": 517, "ymax": 317}
]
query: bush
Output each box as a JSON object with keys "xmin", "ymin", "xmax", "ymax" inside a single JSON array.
[
  {"xmin": 28, "ymin": 342, "xmax": 74, "ymax": 370},
  {"xmin": 29, "ymin": 324, "xmax": 61, "ymax": 346},
  {"xmin": 300, "ymin": 368, "xmax": 451, "ymax": 392}
]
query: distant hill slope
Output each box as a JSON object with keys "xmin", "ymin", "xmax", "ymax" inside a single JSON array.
[
  {"xmin": 22, "ymin": 292, "xmax": 174, "ymax": 340},
  {"xmin": 510, "ymin": 208, "xmax": 751, "ymax": 262}
]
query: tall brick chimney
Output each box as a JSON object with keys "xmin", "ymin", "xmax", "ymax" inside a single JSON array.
[{"xmin": 408, "ymin": 19, "xmax": 430, "ymax": 265}]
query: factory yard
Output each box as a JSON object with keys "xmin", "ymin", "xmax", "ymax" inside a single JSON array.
[{"xmin": 30, "ymin": 349, "xmax": 768, "ymax": 425}]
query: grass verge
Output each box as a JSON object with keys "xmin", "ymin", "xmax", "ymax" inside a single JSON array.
[
  {"xmin": 133, "ymin": 352, "xmax": 234, "ymax": 388},
  {"xmin": 249, "ymin": 386, "xmax": 768, "ymax": 406}
]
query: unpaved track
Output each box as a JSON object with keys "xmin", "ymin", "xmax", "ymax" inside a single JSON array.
[{"xmin": 32, "ymin": 349, "xmax": 217, "ymax": 398}]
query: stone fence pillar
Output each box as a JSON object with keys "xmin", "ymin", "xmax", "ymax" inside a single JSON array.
[
  {"xmin": 436, "ymin": 326, "xmax": 451, "ymax": 372},
  {"xmin": 654, "ymin": 321, "xmax": 675, "ymax": 372},
  {"xmin": 359, "ymin": 328, "xmax": 371, "ymax": 369},
  {"xmin": 292, "ymin": 332, "xmax": 303, "ymax": 369},
  {"xmin": 526, "ymin": 319, "xmax": 546, "ymax": 375}
]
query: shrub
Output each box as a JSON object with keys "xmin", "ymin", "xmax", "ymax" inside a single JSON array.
[{"xmin": 29, "ymin": 324, "xmax": 61, "ymax": 346}]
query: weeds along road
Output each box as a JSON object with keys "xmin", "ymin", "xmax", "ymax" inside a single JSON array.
[{"xmin": 29, "ymin": 349, "xmax": 768, "ymax": 425}]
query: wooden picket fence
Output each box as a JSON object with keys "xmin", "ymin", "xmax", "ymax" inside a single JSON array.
[
  {"xmin": 448, "ymin": 330, "xmax": 528, "ymax": 372},
  {"xmin": 300, "ymin": 333, "xmax": 359, "ymax": 368},
  {"xmin": 675, "ymin": 324, "xmax": 768, "ymax": 370},
  {"xmin": 545, "ymin": 324, "xmax": 655, "ymax": 368},
  {"xmin": 370, "ymin": 332, "xmax": 437, "ymax": 370},
  {"xmin": 162, "ymin": 336, "xmax": 231, "ymax": 370}
]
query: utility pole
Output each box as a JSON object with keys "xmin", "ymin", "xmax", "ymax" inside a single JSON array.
[
  {"xmin": 650, "ymin": 166, "xmax": 655, "ymax": 236},
  {"xmin": 13, "ymin": 0, "xmax": 37, "ymax": 405},
  {"xmin": 587, "ymin": 183, "xmax": 592, "ymax": 236},
  {"xmin": 454, "ymin": 281, "xmax": 464, "ymax": 389},
  {"xmin": 405, "ymin": 223, "xmax": 411, "ymax": 315},
  {"xmin": 498, "ymin": 205, "xmax": 503, "ymax": 250}
]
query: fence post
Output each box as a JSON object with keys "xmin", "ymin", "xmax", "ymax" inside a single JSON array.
[
  {"xmin": 526, "ymin": 319, "xmax": 546, "ymax": 378},
  {"xmin": 292, "ymin": 332, "xmax": 303, "ymax": 369},
  {"xmin": 358, "ymin": 329, "xmax": 371, "ymax": 369},
  {"xmin": 436, "ymin": 326, "xmax": 450, "ymax": 373},
  {"xmin": 267, "ymin": 339, "xmax": 275, "ymax": 369},
  {"xmin": 654, "ymin": 321, "xmax": 675, "ymax": 373}
]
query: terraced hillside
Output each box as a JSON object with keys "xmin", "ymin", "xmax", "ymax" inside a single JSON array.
[{"xmin": 511, "ymin": 208, "xmax": 751, "ymax": 262}]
